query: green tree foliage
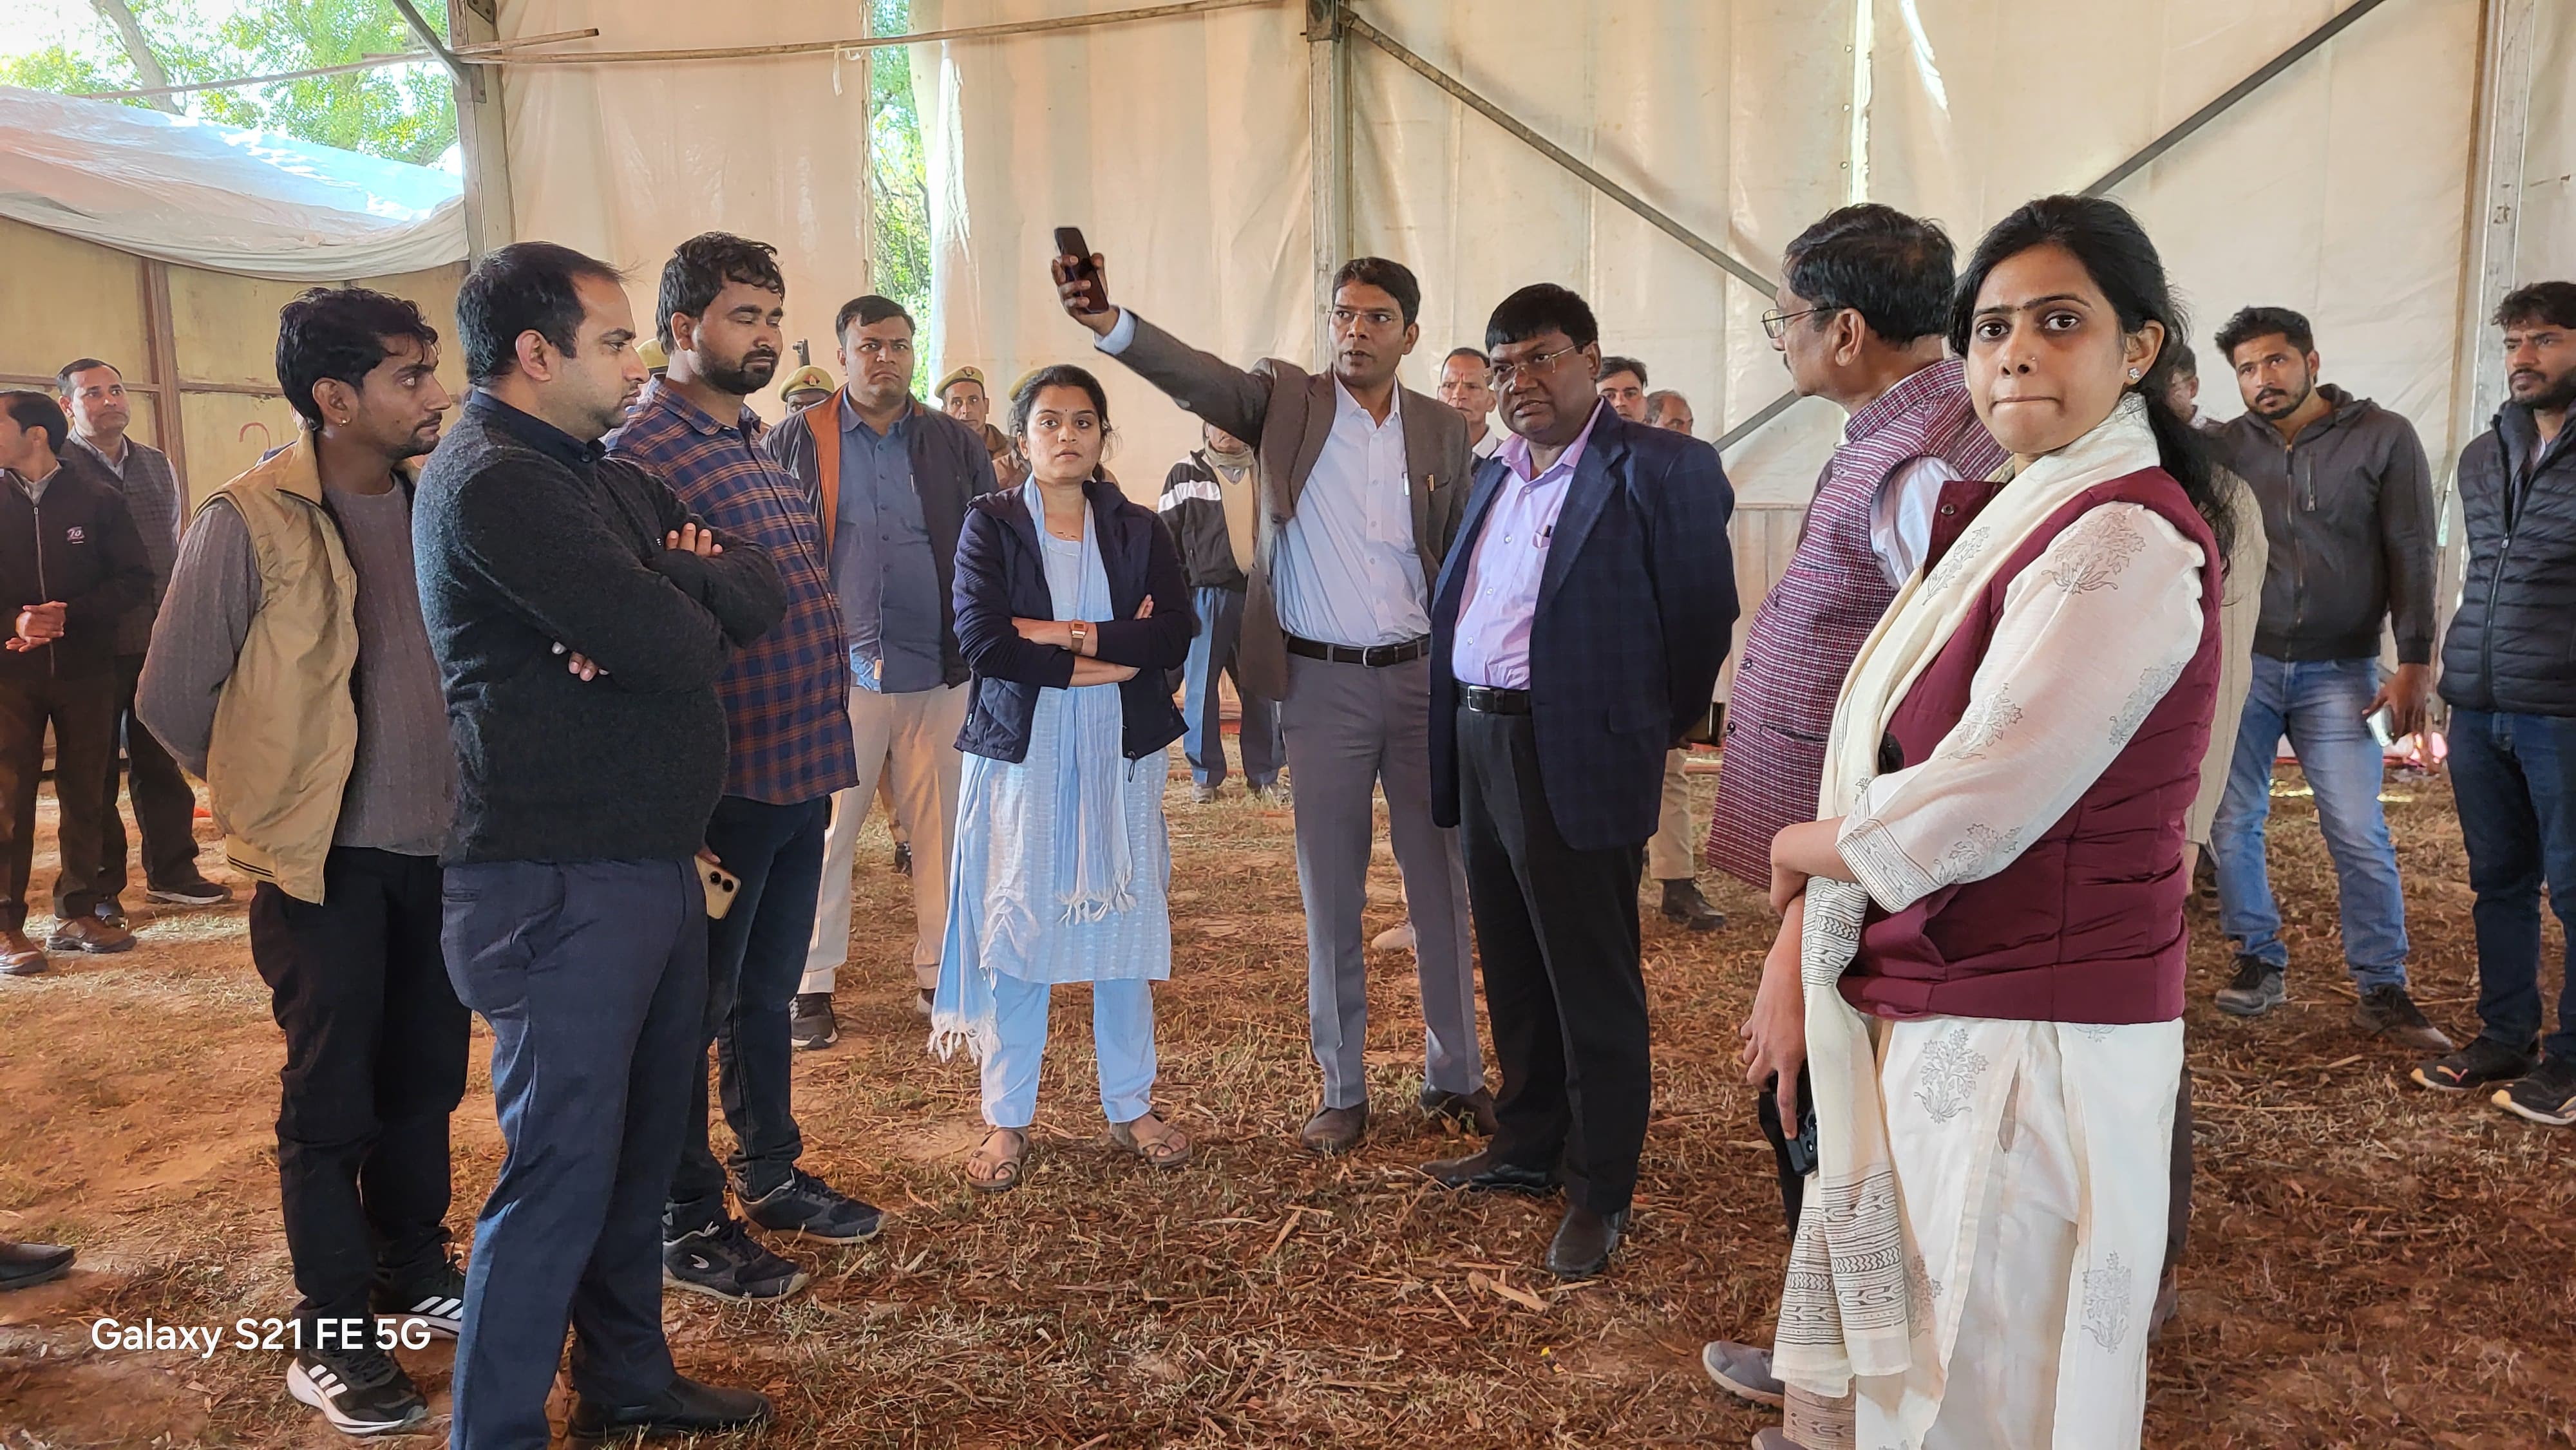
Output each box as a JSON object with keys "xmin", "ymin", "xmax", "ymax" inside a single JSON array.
[
  {"xmin": 1, "ymin": 0, "xmax": 457, "ymax": 166},
  {"xmin": 869, "ymin": 0, "xmax": 934, "ymax": 334}
]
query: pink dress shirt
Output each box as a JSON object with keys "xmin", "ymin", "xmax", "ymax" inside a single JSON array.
[{"xmin": 1451, "ymin": 402, "xmax": 1606, "ymax": 689}]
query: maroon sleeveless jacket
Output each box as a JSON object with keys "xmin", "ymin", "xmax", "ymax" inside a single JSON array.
[
  {"xmin": 1707, "ymin": 361, "xmax": 2005, "ymax": 887},
  {"xmin": 1840, "ymin": 466, "xmax": 2222, "ymax": 1026}
]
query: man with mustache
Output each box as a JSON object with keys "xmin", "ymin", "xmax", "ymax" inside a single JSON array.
[
  {"xmin": 140, "ymin": 287, "xmax": 464, "ymax": 1436},
  {"xmin": 762, "ymin": 296, "xmax": 996, "ymax": 1049},
  {"xmin": 1057, "ymin": 246, "xmax": 1490, "ymax": 1153},
  {"xmin": 2412, "ymin": 279, "xmax": 2576, "ymax": 1128},
  {"xmin": 415, "ymin": 240, "xmax": 784, "ymax": 1447},
  {"xmin": 607, "ymin": 233, "xmax": 882, "ymax": 1304},
  {"xmin": 2206, "ymin": 306, "xmax": 2447, "ymax": 1053}
]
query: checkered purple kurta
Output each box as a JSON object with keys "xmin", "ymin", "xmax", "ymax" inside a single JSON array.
[
  {"xmin": 608, "ymin": 381, "xmax": 857, "ymax": 806},
  {"xmin": 1704, "ymin": 359, "xmax": 2007, "ymax": 887}
]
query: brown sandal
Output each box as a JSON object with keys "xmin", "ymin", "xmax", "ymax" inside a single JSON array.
[
  {"xmin": 966, "ymin": 1127, "xmax": 1027, "ymax": 1193},
  {"xmin": 1108, "ymin": 1111, "xmax": 1193, "ymax": 1169}
]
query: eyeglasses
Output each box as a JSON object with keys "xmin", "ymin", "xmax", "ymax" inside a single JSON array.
[
  {"xmin": 1761, "ymin": 306, "xmax": 1830, "ymax": 341},
  {"xmin": 1329, "ymin": 306, "xmax": 1404, "ymax": 332},
  {"xmin": 1491, "ymin": 344, "xmax": 1586, "ymax": 386}
]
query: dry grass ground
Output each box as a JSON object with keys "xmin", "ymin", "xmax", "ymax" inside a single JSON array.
[{"xmin": 2, "ymin": 753, "xmax": 2570, "ymax": 1448}]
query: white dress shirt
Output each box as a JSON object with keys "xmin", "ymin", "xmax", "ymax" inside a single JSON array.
[{"xmin": 1100, "ymin": 312, "xmax": 1428, "ymax": 646}]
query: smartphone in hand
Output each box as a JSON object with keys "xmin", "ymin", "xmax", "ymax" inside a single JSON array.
[{"xmin": 1055, "ymin": 226, "xmax": 1107, "ymax": 314}]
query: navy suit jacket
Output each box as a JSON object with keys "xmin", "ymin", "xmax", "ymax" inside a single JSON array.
[
  {"xmin": 1430, "ymin": 408, "xmax": 1738, "ymax": 853},
  {"xmin": 952, "ymin": 478, "xmax": 1197, "ymax": 763}
]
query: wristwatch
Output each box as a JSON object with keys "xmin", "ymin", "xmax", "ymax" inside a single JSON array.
[{"xmin": 1070, "ymin": 620, "xmax": 1089, "ymax": 655}]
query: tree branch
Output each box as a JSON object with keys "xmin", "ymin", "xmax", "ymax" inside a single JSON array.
[{"xmin": 88, "ymin": 0, "xmax": 179, "ymax": 113}]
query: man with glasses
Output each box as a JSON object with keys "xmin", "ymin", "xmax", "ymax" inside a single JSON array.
[
  {"xmin": 1056, "ymin": 245, "xmax": 1490, "ymax": 1154},
  {"xmin": 761, "ymin": 296, "xmax": 996, "ymax": 1050}
]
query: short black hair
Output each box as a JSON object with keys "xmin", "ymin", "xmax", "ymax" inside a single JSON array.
[
  {"xmin": 1781, "ymin": 203, "xmax": 1955, "ymax": 344},
  {"xmin": 1486, "ymin": 284, "xmax": 1599, "ymax": 353},
  {"xmin": 457, "ymin": 240, "xmax": 626, "ymax": 385},
  {"xmin": 2496, "ymin": 280, "xmax": 2576, "ymax": 331},
  {"xmin": 1, "ymin": 390, "xmax": 71, "ymax": 455},
  {"xmin": 657, "ymin": 231, "xmax": 785, "ymax": 348},
  {"xmin": 2164, "ymin": 335, "xmax": 2197, "ymax": 382},
  {"xmin": 1332, "ymin": 257, "xmax": 1422, "ymax": 326},
  {"xmin": 2214, "ymin": 305, "xmax": 2315, "ymax": 363},
  {"xmin": 54, "ymin": 357, "xmax": 118, "ymax": 394},
  {"xmin": 1444, "ymin": 346, "xmax": 1489, "ymax": 368},
  {"xmin": 836, "ymin": 295, "xmax": 915, "ymax": 341},
  {"xmin": 276, "ymin": 287, "xmax": 441, "ymax": 426},
  {"xmin": 1598, "ymin": 355, "xmax": 1648, "ymax": 386}
]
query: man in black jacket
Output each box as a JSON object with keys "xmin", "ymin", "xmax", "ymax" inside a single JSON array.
[
  {"xmin": 2412, "ymin": 280, "xmax": 2576, "ymax": 1129},
  {"xmin": 1159, "ymin": 420, "xmax": 1282, "ymax": 802},
  {"xmin": 414, "ymin": 241, "xmax": 784, "ymax": 1449},
  {"xmin": 2205, "ymin": 306, "xmax": 2448, "ymax": 1052},
  {"xmin": 0, "ymin": 390, "xmax": 151, "ymax": 970}
]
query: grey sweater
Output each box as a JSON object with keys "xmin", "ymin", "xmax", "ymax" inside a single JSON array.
[
  {"xmin": 140, "ymin": 485, "xmax": 455, "ymax": 856},
  {"xmin": 413, "ymin": 394, "xmax": 785, "ymax": 865}
]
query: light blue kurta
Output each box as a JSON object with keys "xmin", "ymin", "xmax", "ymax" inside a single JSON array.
[{"xmin": 935, "ymin": 504, "xmax": 1172, "ymax": 1055}]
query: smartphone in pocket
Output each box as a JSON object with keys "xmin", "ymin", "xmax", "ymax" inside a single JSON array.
[{"xmin": 696, "ymin": 857, "xmax": 741, "ymax": 919}]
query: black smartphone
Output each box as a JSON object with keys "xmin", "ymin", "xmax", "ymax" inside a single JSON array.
[
  {"xmin": 1056, "ymin": 226, "xmax": 1105, "ymax": 312},
  {"xmin": 1779, "ymin": 1071, "xmax": 1820, "ymax": 1178}
]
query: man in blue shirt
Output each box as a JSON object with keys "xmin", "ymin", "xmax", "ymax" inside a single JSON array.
[{"xmin": 761, "ymin": 296, "xmax": 996, "ymax": 1048}]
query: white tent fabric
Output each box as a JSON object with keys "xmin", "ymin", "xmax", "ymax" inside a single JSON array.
[
  {"xmin": 2519, "ymin": 2, "xmax": 2576, "ymax": 310},
  {"xmin": 497, "ymin": 1, "xmax": 882, "ymax": 419},
  {"xmin": 0, "ymin": 84, "xmax": 462, "ymax": 280}
]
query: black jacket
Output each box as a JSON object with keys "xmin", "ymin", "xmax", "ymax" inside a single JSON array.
[
  {"xmin": 413, "ymin": 395, "xmax": 786, "ymax": 865},
  {"xmin": 0, "ymin": 455, "xmax": 153, "ymax": 684},
  {"xmin": 761, "ymin": 393, "xmax": 996, "ymax": 688},
  {"xmin": 2209, "ymin": 384, "xmax": 2438, "ymax": 663},
  {"xmin": 952, "ymin": 478, "xmax": 1196, "ymax": 763},
  {"xmin": 1155, "ymin": 450, "xmax": 1254, "ymax": 591},
  {"xmin": 2439, "ymin": 402, "xmax": 2576, "ymax": 717}
]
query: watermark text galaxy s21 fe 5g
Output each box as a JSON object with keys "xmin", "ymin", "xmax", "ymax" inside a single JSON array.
[{"xmin": 89, "ymin": 1315, "xmax": 439, "ymax": 1359}]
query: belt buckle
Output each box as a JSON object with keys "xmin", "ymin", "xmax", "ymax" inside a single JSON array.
[{"xmin": 1363, "ymin": 642, "xmax": 1391, "ymax": 667}]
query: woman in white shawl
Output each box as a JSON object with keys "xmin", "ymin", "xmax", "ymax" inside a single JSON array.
[
  {"xmin": 1738, "ymin": 196, "xmax": 2237, "ymax": 1449},
  {"xmin": 934, "ymin": 366, "xmax": 1199, "ymax": 1193}
]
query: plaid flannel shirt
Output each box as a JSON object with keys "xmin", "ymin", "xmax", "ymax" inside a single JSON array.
[{"xmin": 608, "ymin": 381, "xmax": 857, "ymax": 805}]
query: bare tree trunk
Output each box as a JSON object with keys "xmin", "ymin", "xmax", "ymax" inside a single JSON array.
[{"xmin": 90, "ymin": 0, "xmax": 180, "ymax": 113}]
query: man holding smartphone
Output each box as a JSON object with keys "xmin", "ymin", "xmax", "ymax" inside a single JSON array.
[
  {"xmin": 1056, "ymin": 238, "xmax": 1492, "ymax": 1155},
  {"xmin": 607, "ymin": 232, "xmax": 882, "ymax": 1307}
]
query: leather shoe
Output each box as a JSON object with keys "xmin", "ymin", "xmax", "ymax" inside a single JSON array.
[
  {"xmin": 1419, "ymin": 1146, "xmax": 1558, "ymax": 1196},
  {"xmin": 1298, "ymin": 1102, "xmax": 1368, "ymax": 1155},
  {"xmin": 1545, "ymin": 1204, "xmax": 1629, "ymax": 1280},
  {"xmin": 1418, "ymin": 1085, "xmax": 1499, "ymax": 1135},
  {"xmin": 1, "ymin": 930, "xmax": 46, "ymax": 976},
  {"xmin": 0, "ymin": 1239, "xmax": 75, "ymax": 1291},
  {"xmin": 567, "ymin": 1375, "xmax": 771, "ymax": 1441},
  {"xmin": 46, "ymin": 916, "xmax": 133, "ymax": 954}
]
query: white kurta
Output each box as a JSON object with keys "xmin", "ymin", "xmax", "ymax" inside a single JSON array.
[{"xmin": 1781, "ymin": 489, "xmax": 2208, "ymax": 1450}]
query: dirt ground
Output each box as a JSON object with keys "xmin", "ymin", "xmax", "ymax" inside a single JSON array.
[{"xmin": 2, "ymin": 752, "xmax": 2570, "ymax": 1449}]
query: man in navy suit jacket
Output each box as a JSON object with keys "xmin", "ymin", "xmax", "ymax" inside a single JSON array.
[{"xmin": 1421, "ymin": 283, "xmax": 1737, "ymax": 1280}]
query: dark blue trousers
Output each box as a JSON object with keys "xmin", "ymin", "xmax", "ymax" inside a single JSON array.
[
  {"xmin": 442, "ymin": 858, "xmax": 703, "ymax": 1450},
  {"xmin": 667, "ymin": 795, "xmax": 829, "ymax": 1236},
  {"xmin": 1182, "ymin": 583, "xmax": 1282, "ymax": 789},
  {"xmin": 2448, "ymin": 708, "xmax": 2576, "ymax": 1062}
]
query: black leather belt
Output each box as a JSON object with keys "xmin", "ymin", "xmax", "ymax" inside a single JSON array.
[
  {"xmin": 1460, "ymin": 684, "xmax": 1532, "ymax": 715},
  {"xmin": 1285, "ymin": 634, "xmax": 1430, "ymax": 667}
]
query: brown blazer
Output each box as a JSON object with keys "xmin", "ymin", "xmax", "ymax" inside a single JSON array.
[{"xmin": 1110, "ymin": 312, "xmax": 1473, "ymax": 701}]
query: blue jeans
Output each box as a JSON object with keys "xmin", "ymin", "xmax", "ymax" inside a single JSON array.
[
  {"xmin": 667, "ymin": 795, "xmax": 829, "ymax": 1238},
  {"xmin": 2210, "ymin": 655, "xmax": 2410, "ymax": 988},
  {"xmin": 442, "ymin": 858, "xmax": 703, "ymax": 1450},
  {"xmin": 1182, "ymin": 584, "xmax": 1281, "ymax": 789},
  {"xmin": 2447, "ymin": 708, "xmax": 2576, "ymax": 1062}
]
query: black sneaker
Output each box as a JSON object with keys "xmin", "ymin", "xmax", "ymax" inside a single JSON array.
[
  {"xmin": 2354, "ymin": 984, "xmax": 2454, "ymax": 1053},
  {"xmin": 374, "ymin": 1258, "xmax": 465, "ymax": 1339},
  {"xmin": 287, "ymin": 1344, "xmax": 428, "ymax": 1437},
  {"xmin": 891, "ymin": 841, "xmax": 912, "ymax": 874},
  {"xmin": 737, "ymin": 1167, "xmax": 883, "ymax": 1243},
  {"xmin": 2494, "ymin": 1056, "xmax": 2576, "ymax": 1128},
  {"xmin": 2410, "ymin": 1036, "xmax": 2537, "ymax": 1093},
  {"xmin": 2213, "ymin": 955, "xmax": 2286, "ymax": 1017},
  {"xmin": 662, "ymin": 1218, "xmax": 810, "ymax": 1302},
  {"xmin": 146, "ymin": 878, "xmax": 232, "ymax": 907},
  {"xmin": 789, "ymin": 991, "xmax": 837, "ymax": 1051}
]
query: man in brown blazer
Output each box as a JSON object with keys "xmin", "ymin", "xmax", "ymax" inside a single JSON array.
[{"xmin": 1056, "ymin": 247, "xmax": 1487, "ymax": 1153}]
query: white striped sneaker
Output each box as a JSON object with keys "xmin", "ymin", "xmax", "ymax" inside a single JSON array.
[
  {"xmin": 287, "ymin": 1346, "xmax": 428, "ymax": 1437},
  {"xmin": 374, "ymin": 1261, "xmax": 465, "ymax": 1339}
]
